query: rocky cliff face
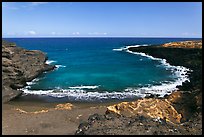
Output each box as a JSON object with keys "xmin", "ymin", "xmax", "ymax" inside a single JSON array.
[
  {"xmin": 2, "ymin": 40, "xmax": 55, "ymax": 103},
  {"xmin": 75, "ymin": 40, "xmax": 202, "ymax": 135}
]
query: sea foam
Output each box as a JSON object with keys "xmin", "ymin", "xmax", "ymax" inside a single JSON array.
[
  {"xmin": 112, "ymin": 44, "xmax": 149, "ymax": 51},
  {"xmin": 20, "ymin": 44, "xmax": 191, "ymax": 101},
  {"xmin": 124, "ymin": 44, "xmax": 191, "ymax": 97},
  {"xmin": 21, "ymin": 87, "xmax": 140, "ymax": 101},
  {"xmin": 55, "ymin": 65, "xmax": 66, "ymax": 69},
  {"xmin": 69, "ymin": 85, "xmax": 99, "ymax": 89},
  {"xmin": 45, "ymin": 60, "xmax": 57, "ymax": 64}
]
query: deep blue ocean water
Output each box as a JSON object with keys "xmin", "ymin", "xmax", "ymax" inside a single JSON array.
[{"xmin": 5, "ymin": 37, "xmax": 201, "ymax": 102}]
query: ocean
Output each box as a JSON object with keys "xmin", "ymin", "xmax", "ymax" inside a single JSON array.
[{"xmin": 5, "ymin": 37, "xmax": 201, "ymax": 102}]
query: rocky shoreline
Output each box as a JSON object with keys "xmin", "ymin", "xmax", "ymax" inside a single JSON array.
[
  {"xmin": 2, "ymin": 40, "xmax": 55, "ymax": 103},
  {"xmin": 75, "ymin": 40, "xmax": 202, "ymax": 135},
  {"xmin": 2, "ymin": 40, "xmax": 202, "ymax": 135}
]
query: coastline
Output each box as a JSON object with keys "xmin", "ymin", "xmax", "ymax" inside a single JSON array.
[
  {"xmin": 2, "ymin": 40, "xmax": 55, "ymax": 103},
  {"xmin": 2, "ymin": 40, "xmax": 202, "ymax": 135},
  {"xmin": 75, "ymin": 40, "xmax": 202, "ymax": 135}
]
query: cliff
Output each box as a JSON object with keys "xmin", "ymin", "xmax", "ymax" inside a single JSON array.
[
  {"xmin": 2, "ymin": 40, "xmax": 55, "ymax": 103},
  {"xmin": 75, "ymin": 40, "xmax": 202, "ymax": 135}
]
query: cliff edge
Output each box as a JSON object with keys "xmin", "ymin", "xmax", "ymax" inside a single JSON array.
[
  {"xmin": 75, "ymin": 40, "xmax": 202, "ymax": 135},
  {"xmin": 2, "ymin": 40, "xmax": 55, "ymax": 103}
]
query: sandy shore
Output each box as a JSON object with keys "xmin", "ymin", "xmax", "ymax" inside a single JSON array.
[
  {"xmin": 2, "ymin": 100, "xmax": 119, "ymax": 135},
  {"xmin": 2, "ymin": 40, "xmax": 202, "ymax": 135}
]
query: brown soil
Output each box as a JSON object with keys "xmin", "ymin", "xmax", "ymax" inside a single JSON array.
[{"xmin": 2, "ymin": 101, "xmax": 111, "ymax": 135}]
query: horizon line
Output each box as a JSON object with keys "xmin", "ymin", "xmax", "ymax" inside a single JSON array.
[{"xmin": 2, "ymin": 36, "xmax": 202, "ymax": 39}]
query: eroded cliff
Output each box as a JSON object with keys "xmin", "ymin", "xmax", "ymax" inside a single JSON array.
[{"xmin": 2, "ymin": 40, "xmax": 55, "ymax": 103}]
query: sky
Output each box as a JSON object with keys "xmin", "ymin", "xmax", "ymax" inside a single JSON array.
[{"xmin": 2, "ymin": 2, "xmax": 202, "ymax": 38}]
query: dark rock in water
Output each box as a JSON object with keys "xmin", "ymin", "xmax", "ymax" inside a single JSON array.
[{"xmin": 2, "ymin": 40, "xmax": 55, "ymax": 103}]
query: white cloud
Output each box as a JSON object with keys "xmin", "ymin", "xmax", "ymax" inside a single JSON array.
[
  {"xmin": 28, "ymin": 30, "xmax": 36, "ymax": 35},
  {"xmin": 88, "ymin": 32, "xmax": 108, "ymax": 35},
  {"xmin": 2, "ymin": 3, "xmax": 18, "ymax": 10},
  {"xmin": 51, "ymin": 32, "xmax": 56, "ymax": 35},
  {"xmin": 182, "ymin": 32, "xmax": 199, "ymax": 36},
  {"xmin": 182, "ymin": 32, "xmax": 189, "ymax": 36},
  {"xmin": 3, "ymin": 2, "xmax": 48, "ymax": 10},
  {"xmin": 31, "ymin": 2, "xmax": 48, "ymax": 5},
  {"xmin": 6, "ymin": 32, "xmax": 16, "ymax": 35},
  {"xmin": 72, "ymin": 32, "xmax": 80, "ymax": 35},
  {"xmin": 192, "ymin": 33, "xmax": 198, "ymax": 36},
  {"xmin": 140, "ymin": 33, "xmax": 147, "ymax": 35}
]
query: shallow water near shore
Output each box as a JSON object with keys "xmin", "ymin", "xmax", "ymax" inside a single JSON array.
[{"xmin": 5, "ymin": 37, "xmax": 201, "ymax": 102}]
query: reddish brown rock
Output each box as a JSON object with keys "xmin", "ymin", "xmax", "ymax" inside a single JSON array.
[
  {"xmin": 162, "ymin": 40, "xmax": 202, "ymax": 49},
  {"xmin": 106, "ymin": 98, "xmax": 182, "ymax": 124}
]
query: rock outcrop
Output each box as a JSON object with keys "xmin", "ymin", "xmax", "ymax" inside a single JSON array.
[
  {"xmin": 75, "ymin": 112, "xmax": 202, "ymax": 135},
  {"xmin": 75, "ymin": 40, "xmax": 202, "ymax": 135},
  {"xmin": 162, "ymin": 40, "xmax": 202, "ymax": 49},
  {"xmin": 2, "ymin": 40, "xmax": 55, "ymax": 103},
  {"xmin": 106, "ymin": 98, "xmax": 182, "ymax": 124},
  {"xmin": 127, "ymin": 40, "xmax": 202, "ymax": 116}
]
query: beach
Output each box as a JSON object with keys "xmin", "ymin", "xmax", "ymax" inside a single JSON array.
[
  {"xmin": 2, "ymin": 101, "xmax": 112, "ymax": 135},
  {"xmin": 2, "ymin": 39, "xmax": 202, "ymax": 135},
  {"xmin": 2, "ymin": 2, "xmax": 202, "ymax": 135}
]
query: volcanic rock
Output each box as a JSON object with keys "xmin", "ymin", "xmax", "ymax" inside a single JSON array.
[{"xmin": 2, "ymin": 40, "xmax": 55, "ymax": 103}]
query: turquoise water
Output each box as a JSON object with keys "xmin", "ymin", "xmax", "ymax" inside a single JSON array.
[{"xmin": 5, "ymin": 38, "xmax": 200, "ymax": 102}]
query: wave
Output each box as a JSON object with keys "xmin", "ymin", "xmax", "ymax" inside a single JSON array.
[
  {"xmin": 54, "ymin": 65, "xmax": 66, "ymax": 70},
  {"xmin": 20, "ymin": 88, "xmax": 140, "ymax": 101},
  {"xmin": 45, "ymin": 60, "xmax": 66, "ymax": 70},
  {"xmin": 125, "ymin": 45, "xmax": 191, "ymax": 97},
  {"xmin": 20, "ymin": 44, "xmax": 192, "ymax": 101},
  {"xmin": 112, "ymin": 48, "xmax": 124, "ymax": 51},
  {"xmin": 112, "ymin": 44, "xmax": 149, "ymax": 51},
  {"xmin": 45, "ymin": 60, "xmax": 66, "ymax": 68},
  {"xmin": 69, "ymin": 85, "xmax": 99, "ymax": 89},
  {"xmin": 124, "ymin": 77, "xmax": 187, "ymax": 98},
  {"xmin": 20, "ymin": 79, "xmax": 186, "ymax": 101},
  {"xmin": 26, "ymin": 78, "xmax": 40, "ymax": 86},
  {"xmin": 24, "ymin": 78, "xmax": 41, "ymax": 89},
  {"xmin": 126, "ymin": 44, "xmax": 149, "ymax": 49},
  {"xmin": 20, "ymin": 65, "xmax": 190, "ymax": 101},
  {"xmin": 55, "ymin": 65, "xmax": 66, "ymax": 69},
  {"xmin": 45, "ymin": 60, "xmax": 57, "ymax": 64},
  {"xmin": 113, "ymin": 44, "xmax": 191, "ymax": 98}
]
